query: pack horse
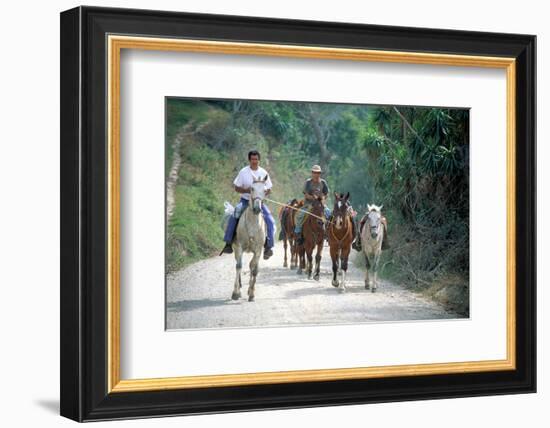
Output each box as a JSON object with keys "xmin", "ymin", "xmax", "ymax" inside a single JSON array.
[{"xmin": 360, "ymin": 204, "xmax": 386, "ymax": 292}]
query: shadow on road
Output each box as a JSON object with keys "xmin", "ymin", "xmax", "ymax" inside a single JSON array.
[
  {"xmin": 284, "ymin": 283, "xmax": 373, "ymax": 298},
  {"xmin": 167, "ymin": 298, "xmax": 234, "ymax": 312}
]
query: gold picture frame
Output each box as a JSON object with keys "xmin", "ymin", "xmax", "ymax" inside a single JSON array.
[{"xmin": 107, "ymin": 35, "xmax": 516, "ymax": 393}]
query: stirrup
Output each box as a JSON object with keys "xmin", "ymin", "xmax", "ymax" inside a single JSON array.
[{"xmin": 219, "ymin": 242, "xmax": 233, "ymax": 255}]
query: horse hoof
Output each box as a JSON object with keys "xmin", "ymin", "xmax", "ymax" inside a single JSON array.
[
  {"xmin": 297, "ymin": 269, "xmax": 302, "ymax": 275},
  {"xmin": 365, "ymin": 283, "xmax": 370, "ymax": 290},
  {"xmin": 248, "ymin": 296, "xmax": 255, "ymax": 302},
  {"xmin": 338, "ymin": 287, "xmax": 346, "ymax": 294},
  {"xmin": 313, "ymin": 274, "xmax": 320, "ymax": 281},
  {"xmin": 371, "ymin": 288, "xmax": 376, "ymax": 293},
  {"xmin": 283, "ymin": 262, "xmax": 288, "ymax": 268},
  {"xmin": 332, "ymin": 280, "xmax": 339, "ymax": 287},
  {"xmin": 231, "ymin": 292, "xmax": 241, "ymax": 300}
]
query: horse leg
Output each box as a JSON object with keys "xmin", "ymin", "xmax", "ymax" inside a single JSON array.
[
  {"xmin": 297, "ymin": 244, "xmax": 305, "ymax": 275},
  {"xmin": 232, "ymin": 247, "xmax": 243, "ymax": 300},
  {"xmin": 337, "ymin": 251, "xmax": 346, "ymax": 293},
  {"xmin": 372, "ymin": 251, "xmax": 381, "ymax": 293},
  {"xmin": 306, "ymin": 246, "xmax": 313, "ymax": 279},
  {"xmin": 292, "ymin": 238, "xmax": 298, "ymax": 269},
  {"xmin": 340, "ymin": 248, "xmax": 350, "ymax": 291},
  {"xmin": 364, "ymin": 251, "xmax": 371, "ymax": 290},
  {"xmin": 290, "ymin": 238, "xmax": 296, "ymax": 269},
  {"xmin": 283, "ymin": 237, "xmax": 288, "ymax": 268},
  {"xmin": 248, "ymin": 251, "xmax": 261, "ymax": 302},
  {"xmin": 331, "ymin": 247, "xmax": 339, "ymax": 287},
  {"xmin": 313, "ymin": 242, "xmax": 322, "ymax": 281}
]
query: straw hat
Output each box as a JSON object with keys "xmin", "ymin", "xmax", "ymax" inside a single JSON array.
[{"xmin": 311, "ymin": 164, "xmax": 322, "ymax": 173}]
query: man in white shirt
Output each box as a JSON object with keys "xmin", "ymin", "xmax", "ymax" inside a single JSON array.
[{"xmin": 221, "ymin": 150, "xmax": 275, "ymax": 259}]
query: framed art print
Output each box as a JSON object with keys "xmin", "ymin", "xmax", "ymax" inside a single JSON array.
[{"xmin": 60, "ymin": 6, "xmax": 536, "ymax": 422}]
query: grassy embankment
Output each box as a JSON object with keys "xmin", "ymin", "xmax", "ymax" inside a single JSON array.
[{"xmin": 166, "ymin": 100, "xmax": 304, "ymax": 273}]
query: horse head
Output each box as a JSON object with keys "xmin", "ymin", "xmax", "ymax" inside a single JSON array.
[
  {"xmin": 250, "ymin": 175, "xmax": 268, "ymax": 214},
  {"xmin": 366, "ymin": 203, "xmax": 384, "ymax": 239},
  {"xmin": 332, "ymin": 192, "xmax": 350, "ymax": 229},
  {"xmin": 311, "ymin": 196, "xmax": 326, "ymax": 228}
]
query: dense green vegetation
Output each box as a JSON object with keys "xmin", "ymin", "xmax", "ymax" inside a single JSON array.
[{"xmin": 166, "ymin": 98, "xmax": 470, "ymax": 314}]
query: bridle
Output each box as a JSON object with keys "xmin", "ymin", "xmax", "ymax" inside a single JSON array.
[
  {"xmin": 367, "ymin": 210, "xmax": 382, "ymax": 237},
  {"xmin": 250, "ymin": 180, "xmax": 266, "ymax": 213},
  {"xmin": 329, "ymin": 202, "xmax": 352, "ymax": 248},
  {"xmin": 304, "ymin": 199, "xmax": 326, "ymax": 244}
]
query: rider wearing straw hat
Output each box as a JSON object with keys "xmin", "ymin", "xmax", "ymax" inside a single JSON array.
[{"xmin": 294, "ymin": 165, "xmax": 331, "ymax": 245}]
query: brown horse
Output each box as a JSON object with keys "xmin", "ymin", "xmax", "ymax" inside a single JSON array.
[
  {"xmin": 298, "ymin": 197, "xmax": 326, "ymax": 280},
  {"xmin": 327, "ymin": 192, "xmax": 354, "ymax": 292},
  {"xmin": 279, "ymin": 198, "xmax": 303, "ymax": 269}
]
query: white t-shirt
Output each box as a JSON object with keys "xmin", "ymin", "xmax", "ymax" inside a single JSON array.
[{"xmin": 233, "ymin": 165, "xmax": 273, "ymax": 200}]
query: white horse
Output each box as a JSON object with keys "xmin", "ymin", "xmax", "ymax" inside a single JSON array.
[
  {"xmin": 231, "ymin": 175, "xmax": 268, "ymax": 302},
  {"xmin": 360, "ymin": 204, "xmax": 385, "ymax": 292}
]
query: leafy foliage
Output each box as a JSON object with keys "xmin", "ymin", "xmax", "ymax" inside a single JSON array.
[{"xmin": 166, "ymin": 98, "xmax": 469, "ymax": 296}]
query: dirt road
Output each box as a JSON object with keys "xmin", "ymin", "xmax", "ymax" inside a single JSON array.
[{"xmin": 166, "ymin": 241, "xmax": 460, "ymax": 330}]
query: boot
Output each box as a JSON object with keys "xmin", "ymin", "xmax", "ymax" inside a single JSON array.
[
  {"xmin": 220, "ymin": 219, "xmax": 239, "ymax": 255},
  {"xmin": 352, "ymin": 235, "xmax": 362, "ymax": 251},
  {"xmin": 263, "ymin": 245, "xmax": 273, "ymax": 259},
  {"xmin": 263, "ymin": 238, "xmax": 273, "ymax": 259},
  {"xmin": 219, "ymin": 242, "xmax": 233, "ymax": 255},
  {"xmin": 296, "ymin": 232, "xmax": 304, "ymax": 246},
  {"xmin": 351, "ymin": 224, "xmax": 361, "ymax": 251}
]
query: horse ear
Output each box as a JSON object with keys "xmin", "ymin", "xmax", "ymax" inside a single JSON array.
[
  {"xmin": 379, "ymin": 204, "xmax": 383, "ymax": 211},
  {"xmin": 334, "ymin": 191, "xmax": 339, "ymax": 199},
  {"xmin": 345, "ymin": 192, "xmax": 350, "ymax": 200},
  {"xmin": 367, "ymin": 204, "xmax": 372, "ymax": 211}
]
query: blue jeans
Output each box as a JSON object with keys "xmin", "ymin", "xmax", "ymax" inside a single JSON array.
[
  {"xmin": 294, "ymin": 205, "xmax": 331, "ymax": 234},
  {"xmin": 224, "ymin": 197, "xmax": 275, "ymax": 248}
]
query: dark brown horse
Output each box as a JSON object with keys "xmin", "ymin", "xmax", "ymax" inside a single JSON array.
[
  {"xmin": 327, "ymin": 192, "xmax": 355, "ymax": 292},
  {"xmin": 298, "ymin": 197, "xmax": 326, "ymax": 280},
  {"xmin": 279, "ymin": 198, "xmax": 303, "ymax": 269}
]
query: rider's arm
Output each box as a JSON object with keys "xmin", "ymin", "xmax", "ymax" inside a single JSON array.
[
  {"xmin": 234, "ymin": 185, "xmax": 250, "ymax": 194},
  {"xmin": 322, "ymin": 180, "xmax": 329, "ymax": 198}
]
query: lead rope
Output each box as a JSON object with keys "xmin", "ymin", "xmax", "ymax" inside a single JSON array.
[{"xmin": 263, "ymin": 197, "xmax": 335, "ymax": 226}]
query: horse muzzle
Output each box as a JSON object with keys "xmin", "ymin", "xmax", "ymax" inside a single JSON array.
[{"xmin": 252, "ymin": 199, "xmax": 262, "ymax": 214}]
